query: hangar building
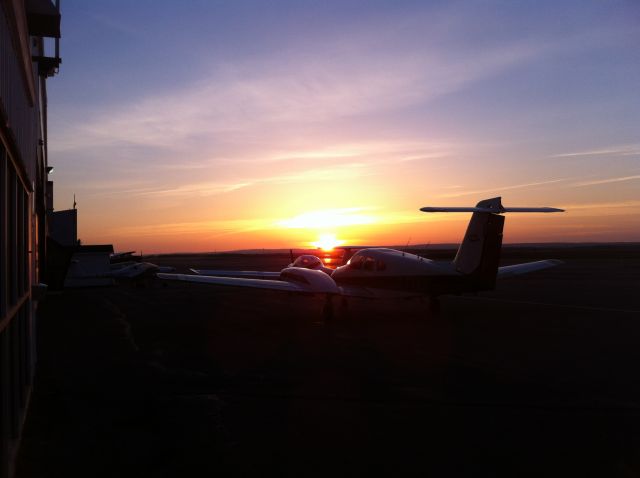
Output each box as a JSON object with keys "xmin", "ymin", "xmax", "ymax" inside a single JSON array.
[{"xmin": 0, "ymin": 1, "xmax": 61, "ymax": 476}]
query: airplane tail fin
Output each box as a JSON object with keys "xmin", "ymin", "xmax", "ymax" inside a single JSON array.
[{"xmin": 421, "ymin": 197, "xmax": 564, "ymax": 291}]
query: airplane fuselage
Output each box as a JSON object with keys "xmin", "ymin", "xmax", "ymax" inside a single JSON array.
[{"xmin": 330, "ymin": 248, "xmax": 483, "ymax": 296}]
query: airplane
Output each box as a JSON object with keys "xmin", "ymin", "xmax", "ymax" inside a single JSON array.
[
  {"xmin": 109, "ymin": 261, "xmax": 175, "ymax": 279},
  {"xmin": 109, "ymin": 250, "xmax": 175, "ymax": 280},
  {"xmin": 110, "ymin": 251, "xmax": 140, "ymax": 263},
  {"xmin": 157, "ymin": 197, "xmax": 564, "ymax": 319}
]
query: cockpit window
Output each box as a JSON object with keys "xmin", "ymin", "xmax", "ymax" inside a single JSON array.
[
  {"xmin": 349, "ymin": 255, "xmax": 379, "ymax": 271},
  {"xmin": 348, "ymin": 255, "xmax": 365, "ymax": 270},
  {"xmin": 363, "ymin": 257, "xmax": 376, "ymax": 271},
  {"xmin": 294, "ymin": 256, "xmax": 321, "ymax": 268}
]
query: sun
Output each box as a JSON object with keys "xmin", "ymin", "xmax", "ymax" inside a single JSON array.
[{"xmin": 312, "ymin": 233, "xmax": 343, "ymax": 251}]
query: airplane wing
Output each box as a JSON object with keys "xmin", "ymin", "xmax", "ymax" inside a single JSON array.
[
  {"xmin": 158, "ymin": 273, "xmax": 308, "ymax": 292},
  {"xmin": 497, "ymin": 260, "xmax": 563, "ymax": 279},
  {"xmin": 110, "ymin": 262, "xmax": 156, "ymax": 278},
  {"xmin": 157, "ymin": 269, "xmax": 338, "ymax": 294},
  {"xmin": 159, "ymin": 272, "xmax": 424, "ymax": 301},
  {"xmin": 190, "ymin": 269, "xmax": 281, "ymax": 279},
  {"xmin": 338, "ymin": 285, "xmax": 424, "ymax": 300}
]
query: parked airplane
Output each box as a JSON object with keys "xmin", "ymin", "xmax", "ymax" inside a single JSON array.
[
  {"xmin": 157, "ymin": 197, "xmax": 564, "ymax": 318},
  {"xmin": 110, "ymin": 250, "xmax": 175, "ymax": 279}
]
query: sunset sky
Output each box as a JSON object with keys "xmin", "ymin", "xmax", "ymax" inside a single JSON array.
[{"xmin": 48, "ymin": 0, "xmax": 640, "ymax": 253}]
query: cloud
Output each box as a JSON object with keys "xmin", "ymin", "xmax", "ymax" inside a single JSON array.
[
  {"xmin": 51, "ymin": 31, "xmax": 546, "ymax": 156},
  {"xmin": 125, "ymin": 162, "xmax": 370, "ymax": 199},
  {"xmin": 437, "ymin": 178, "xmax": 566, "ymax": 198},
  {"xmin": 559, "ymin": 200, "xmax": 640, "ymax": 210},
  {"xmin": 551, "ymin": 145, "xmax": 640, "ymax": 158},
  {"xmin": 74, "ymin": 138, "xmax": 455, "ymax": 200},
  {"xmin": 572, "ymin": 175, "xmax": 640, "ymax": 187},
  {"xmin": 253, "ymin": 141, "xmax": 452, "ymax": 164},
  {"xmin": 109, "ymin": 218, "xmax": 273, "ymax": 238}
]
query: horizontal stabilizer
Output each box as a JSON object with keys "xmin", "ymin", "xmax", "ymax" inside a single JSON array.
[
  {"xmin": 497, "ymin": 259, "xmax": 563, "ymax": 279},
  {"xmin": 420, "ymin": 206, "xmax": 564, "ymax": 213}
]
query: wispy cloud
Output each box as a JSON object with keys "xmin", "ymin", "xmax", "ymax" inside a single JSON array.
[
  {"xmin": 438, "ymin": 178, "xmax": 566, "ymax": 198},
  {"xmin": 572, "ymin": 175, "xmax": 640, "ymax": 187},
  {"xmin": 253, "ymin": 141, "xmax": 453, "ymax": 164},
  {"xmin": 110, "ymin": 218, "xmax": 273, "ymax": 238},
  {"xmin": 559, "ymin": 200, "xmax": 640, "ymax": 210},
  {"xmin": 550, "ymin": 145, "xmax": 640, "ymax": 158},
  {"xmin": 51, "ymin": 34, "xmax": 546, "ymax": 156},
  {"xmin": 124, "ymin": 162, "xmax": 369, "ymax": 199},
  {"xmin": 76, "ymin": 139, "xmax": 455, "ymax": 200}
]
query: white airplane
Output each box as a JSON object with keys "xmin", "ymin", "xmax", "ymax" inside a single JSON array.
[{"xmin": 157, "ymin": 197, "xmax": 564, "ymax": 318}]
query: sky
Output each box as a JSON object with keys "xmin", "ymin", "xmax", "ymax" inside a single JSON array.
[{"xmin": 47, "ymin": 0, "xmax": 640, "ymax": 253}]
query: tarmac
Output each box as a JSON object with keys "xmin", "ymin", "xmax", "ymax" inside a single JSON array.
[{"xmin": 14, "ymin": 245, "xmax": 640, "ymax": 477}]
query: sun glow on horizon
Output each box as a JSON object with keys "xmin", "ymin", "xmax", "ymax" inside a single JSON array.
[
  {"xmin": 277, "ymin": 208, "xmax": 376, "ymax": 230},
  {"xmin": 312, "ymin": 233, "xmax": 344, "ymax": 251}
]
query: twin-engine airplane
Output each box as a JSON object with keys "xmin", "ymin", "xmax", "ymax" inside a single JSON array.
[{"xmin": 158, "ymin": 197, "xmax": 564, "ymax": 318}]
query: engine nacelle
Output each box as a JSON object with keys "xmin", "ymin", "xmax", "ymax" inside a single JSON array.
[
  {"xmin": 279, "ymin": 267, "xmax": 339, "ymax": 294},
  {"xmin": 289, "ymin": 254, "xmax": 334, "ymax": 275},
  {"xmin": 290, "ymin": 254, "xmax": 323, "ymax": 269}
]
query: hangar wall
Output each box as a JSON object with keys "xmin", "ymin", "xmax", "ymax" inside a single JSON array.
[{"xmin": 0, "ymin": 1, "xmax": 60, "ymax": 476}]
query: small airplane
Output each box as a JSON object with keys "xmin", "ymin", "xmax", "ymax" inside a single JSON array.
[
  {"xmin": 110, "ymin": 251, "xmax": 140, "ymax": 263},
  {"xmin": 109, "ymin": 250, "xmax": 175, "ymax": 280},
  {"xmin": 158, "ymin": 197, "xmax": 564, "ymax": 319}
]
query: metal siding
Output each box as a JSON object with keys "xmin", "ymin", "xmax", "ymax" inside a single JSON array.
[
  {"xmin": 0, "ymin": 3, "xmax": 53, "ymax": 475},
  {"xmin": 0, "ymin": 2, "xmax": 39, "ymax": 182},
  {"xmin": 0, "ymin": 147, "xmax": 5, "ymax": 320}
]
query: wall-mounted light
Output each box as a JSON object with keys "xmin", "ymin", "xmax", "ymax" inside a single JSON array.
[{"xmin": 47, "ymin": 166, "xmax": 54, "ymax": 174}]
